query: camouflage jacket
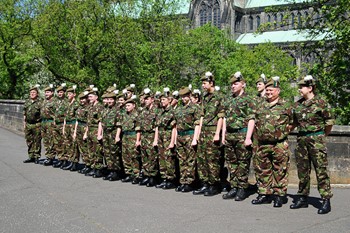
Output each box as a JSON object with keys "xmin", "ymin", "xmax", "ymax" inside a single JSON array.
[
  {"xmin": 255, "ymin": 98, "xmax": 293, "ymax": 143},
  {"xmin": 75, "ymin": 104, "xmax": 89, "ymax": 123},
  {"xmin": 23, "ymin": 98, "xmax": 42, "ymax": 124},
  {"xmin": 65, "ymin": 99, "xmax": 79, "ymax": 122},
  {"xmin": 101, "ymin": 105, "xmax": 120, "ymax": 130},
  {"xmin": 119, "ymin": 110, "xmax": 140, "ymax": 132},
  {"xmin": 139, "ymin": 105, "xmax": 158, "ymax": 132},
  {"xmin": 201, "ymin": 91, "xmax": 225, "ymax": 126},
  {"xmin": 54, "ymin": 97, "xmax": 69, "ymax": 123},
  {"xmin": 87, "ymin": 102, "xmax": 104, "ymax": 127},
  {"xmin": 293, "ymin": 95, "xmax": 335, "ymax": 133},
  {"xmin": 40, "ymin": 98, "xmax": 56, "ymax": 120},
  {"xmin": 156, "ymin": 106, "xmax": 175, "ymax": 130},
  {"xmin": 174, "ymin": 103, "xmax": 200, "ymax": 131},
  {"xmin": 224, "ymin": 92, "xmax": 255, "ymax": 130}
]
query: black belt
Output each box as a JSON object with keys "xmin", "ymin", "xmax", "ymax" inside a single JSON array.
[
  {"xmin": 298, "ymin": 130, "xmax": 324, "ymax": 137},
  {"xmin": 227, "ymin": 127, "xmax": 247, "ymax": 133},
  {"xmin": 124, "ymin": 131, "xmax": 136, "ymax": 136},
  {"xmin": 258, "ymin": 138, "xmax": 286, "ymax": 145}
]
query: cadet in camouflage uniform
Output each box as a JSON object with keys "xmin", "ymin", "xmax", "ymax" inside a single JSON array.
[
  {"xmin": 221, "ymin": 72, "xmax": 255, "ymax": 201},
  {"xmin": 154, "ymin": 88, "xmax": 177, "ymax": 189},
  {"xmin": 251, "ymin": 77, "xmax": 293, "ymax": 208},
  {"xmin": 75, "ymin": 91, "xmax": 90, "ymax": 174},
  {"xmin": 138, "ymin": 88, "xmax": 159, "ymax": 187},
  {"xmin": 84, "ymin": 88, "xmax": 105, "ymax": 178},
  {"xmin": 23, "ymin": 85, "xmax": 42, "ymax": 163},
  {"xmin": 100, "ymin": 90, "xmax": 122, "ymax": 181},
  {"xmin": 116, "ymin": 95, "xmax": 141, "ymax": 183},
  {"xmin": 256, "ymin": 73, "xmax": 267, "ymax": 98},
  {"xmin": 41, "ymin": 84, "xmax": 57, "ymax": 166},
  {"xmin": 173, "ymin": 87, "xmax": 201, "ymax": 192},
  {"xmin": 290, "ymin": 75, "xmax": 335, "ymax": 214},
  {"xmin": 193, "ymin": 72, "xmax": 225, "ymax": 196},
  {"xmin": 62, "ymin": 86, "xmax": 80, "ymax": 171},
  {"xmin": 52, "ymin": 83, "xmax": 69, "ymax": 168}
]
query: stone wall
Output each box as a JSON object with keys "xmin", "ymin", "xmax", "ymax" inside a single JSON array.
[{"xmin": 0, "ymin": 99, "xmax": 349, "ymax": 185}]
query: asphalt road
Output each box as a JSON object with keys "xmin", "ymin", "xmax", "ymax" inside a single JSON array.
[{"xmin": 1, "ymin": 127, "xmax": 349, "ymax": 233}]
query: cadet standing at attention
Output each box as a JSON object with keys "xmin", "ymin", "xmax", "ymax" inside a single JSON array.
[
  {"xmin": 193, "ymin": 72, "xmax": 225, "ymax": 196},
  {"xmin": 252, "ymin": 76, "xmax": 293, "ymax": 208},
  {"xmin": 23, "ymin": 84, "xmax": 42, "ymax": 164},
  {"xmin": 41, "ymin": 84, "xmax": 56, "ymax": 166},
  {"xmin": 221, "ymin": 72, "xmax": 255, "ymax": 201},
  {"xmin": 290, "ymin": 75, "xmax": 335, "ymax": 214}
]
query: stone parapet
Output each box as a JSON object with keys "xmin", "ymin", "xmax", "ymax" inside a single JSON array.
[{"xmin": 1, "ymin": 99, "xmax": 349, "ymax": 185}]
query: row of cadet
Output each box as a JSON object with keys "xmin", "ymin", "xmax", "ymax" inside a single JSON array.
[{"xmin": 23, "ymin": 71, "xmax": 334, "ymax": 214}]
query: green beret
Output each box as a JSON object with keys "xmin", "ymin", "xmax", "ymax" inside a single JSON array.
[
  {"xmin": 297, "ymin": 75, "xmax": 316, "ymax": 86},
  {"xmin": 230, "ymin": 71, "xmax": 244, "ymax": 83},
  {"xmin": 179, "ymin": 87, "xmax": 191, "ymax": 96},
  {"xmin": 200, "ymin": 71, "xmax": 214, "ymax": 82},
  {"xmin": 56, "ymin": 83, "xmax": 67, "ymax": 92},
  {"xmin": 265, "ymin": 76, "xmax": 280, "ymax": 88},
  {"xmin": 43, "ymin": 84, "xmax": 54, "ymax": 92}
]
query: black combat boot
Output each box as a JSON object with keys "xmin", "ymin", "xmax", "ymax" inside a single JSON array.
[
  {"xmin": 82, "ymin": 167, "xmax": 92, "ymax": 175},
  {"xmin": 175, "ymin": 184, "xmax": 184, "ymax": 192},
  {"xmin": 290, "ymin": 195, "xmax": 308, "ymax": 209},
  {"xmin": 251, "ymin": 194, "xmax": 273, "ymax": 205},
  {"xmin": 70, "ymin": 162, "xmax": 78, "ymax": 172},
  {"xmin": 60, "ymin": 160, "xmax": 68, "ymax": 169},
  {"xmin": 85, "ymin": 169, "xmax": 96, "ymax": 176},
  {"xmin": 62, "ymin": 161, "xmax": 73, "ymax": 170},
  {"xmin": 146, "ymin": 177, "xmax": 156, "ymax": 187},
  {"xmin": 222, "ymin": 188, "xmax": 238, "ymax": 200},
  {"xmin": 273, "ymin": 195, "xmax": 284, "ymax": 208},
  {"xmin": 193, "ymin": 183, "xmax": 209, "ymax": 195},
  {"xmin": 52, "ymin": 160, "xmax": 62, "ymax": 168},
  {"xmin": 163, "ymin": 180, "xmax": 176, "ymax": 190},
  {"xmin": 23, "ymin": 158, "xmax": 35, "ymax": 163},
  {"xmin": 121, "ymin": 175, "xmax": 133, "ymax": 183},
  {"xmin": 204, "ymin": 184, "xmax": 221, "ymax": 196},
  {"xmin": 318, "ymin": 199, "xmax": 331, "ymax": 214},
  {"xmin": 139, "ymin": 176, "xmax": 149, "ymax": 186},
  {"xmin": 109, "ymin": 172, "xmax": 120, "ymax": 181},
  {"xmin": 234, "ymin": 188, "xmax": 247, "ymax": 201},
  {"xmin": 156, "ymin": 179, "xmax": 167, "ymax": 189},
  {"xmin": 181, "ymin": 184, "xmax": 194, "ymax": 193},
  {"xmin": 93, "ymin": 169, "xmax": 103, "ymax": 178},
  {"xmin": 43, "ymin": 158, "xmax": 53, "ymax": 166}
]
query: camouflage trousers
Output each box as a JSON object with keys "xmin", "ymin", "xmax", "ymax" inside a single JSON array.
[
  {"xmin": 254, "ymin": 140, "xmax": 291, "ymax": 196},
  {"xmin": 177, "ymin": 134, "xmax": 196, "ymax": 185},
  {"xmin": 122, "ymin": 134, "xmax": 140, "ymax": 177},
  {"xmin": 225, "ymin": 133, "xmax": 253, "ymax": 189},
  {"xmin": 87, "ymin": 126, "xmax": 104, "ymax": 169},
  {"xmin": 41, "ymin": 121, "xmax": 56, "ymax": 159},
  {"xmin": 64, "ymin": 122, "xmax": 78, "ymax": 163},
  {"xmin": 25, "ymin": 123, "xmax": 42, "ymax": 159},
  {"xmin": 295, "ymin": 135, "xmax": 333, "ymax": 199},
  {"xmin": 141, "ymin": 132, "xmax": 158, "ymax": 177},
  {"xmin": 103, "ymin": 128, "xmax": 121, "ymax": 171},
  {"xmin": 197, "ymin": 129, "xmax": 220, "ymax": 185},
  {"xmin": 76, "ymin": 124, "xmax": 89, "ymax": 165},
  {"xmin": 53, "ymin": 123, "xmax": 66, "ymax": 160},
  {"xmin": 158, "ymin": 130, "xmax": 176, "ymax": 180}
]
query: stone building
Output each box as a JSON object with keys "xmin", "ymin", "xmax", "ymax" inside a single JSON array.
[{"xmin": 185, "ymin": 0, "xmax": 325, "ymax": 67}]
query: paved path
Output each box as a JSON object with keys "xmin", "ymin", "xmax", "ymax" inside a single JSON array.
[{"xmin": 0, "ymin": 127, "xmax": 349, "ymax": 233}]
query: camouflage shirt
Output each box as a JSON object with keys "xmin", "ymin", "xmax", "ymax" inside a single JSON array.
[
  {"xmin": 87, "ymin": 102, "xmax": 104, "ymax": 127},
  {"xmin": 101, "ymin": 104, "xmax": 120, "ymax": 129},
  {"xmin": 224, "ymin": 92, "xmax": 255, "ymax": 130},
  {"xmin": 255, "ymin": 98, "xmax": 293, "ymax": 143},
  {"xmin": 54, "ymin": 97, "xmax": 69, "ymax": 123},
  {"xmin": 119, "ymin": 110, "xmax": 140, "ymax": 132},
  {"xmin": 156, "ymin": 106, "xmax": 175, "ymax": 130},
  {"xmin": 75, "ymin": 103, "xmax": 89, "ymax": 123},
  {"xmin": 139, "ymin": 105, "xmax": 158, "ymax": 132},
  {"xmin": 40, "ymin": 98, "xmax": 55, "ymax": 120},
  {"xmin": 23, "ymin": 98, "xmax": 42, "ymax": 123},
  {"xmin": 174, "ymin": 103, "xmax": 200, "ymax": 131},
  {"xmin": 65, "ymin": 99, "xmax": 79, "ymax": 122},
  {"xmin": 293, "ymin": 95, "xmax": 335, "ymax": 133},
  {"xmin": 201, "ymin": 91, "xmax": 225, "ymax": 126}
]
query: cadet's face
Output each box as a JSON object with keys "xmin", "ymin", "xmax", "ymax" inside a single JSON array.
[
  {"xmin": 171, "ymin": 98, "xmax": 178, "ymax": 106},
  {"xmin": 45, "ymin": 91, "xmax": 53, "ymax": 99},
  {"xmin": 144, "ymin": 97, "xmax": 153, "ymax": 107},
  {"xmin": 118, "ymin": 97, "xmax": 125, "ymax": 105},
  {"xmin": 256, "ymin": 82, "xmax": 265, "ymax": 92},
  {"xmin": 125, "ymin": 103, "xmax": 135, "ymax": 112},
  {"xmin": 107, "ymin": 97, "xmax": 115, "ymax": 106},
  {"xmin": 127, "ymin": 91, "xmax": 132, "ymax": 99},
  {"xmin": 161, "ymin": 97, "xmax": 170, "ymax": 107},
  {"xmin": 80, "ymin": 98, "xmax": 87, "ymax": 105},
  {"xmin": 191, "ymin": 96, "xmax": 198, "ymax": 104},
  {"xmin": 88, "ymin": 94, "xmax": 98, "ymax": 103},
  {"xmin": 30, "ymin": 90, "xmax": 38, "ymax": 99},
  {"xmin": 181, "ymin": 95, "xmax": 190, "ymax": 104},
  {"xmin": 231, "ymin": 81, "xmax": 244, "ymax": 95},
  {"xmin": 265, "ymin": 87, "xmax": 280, "ymax": 102},
  {"xmin": 67, "ymin": 92, "xmax": 75, "ymax": 100},
  {"xmin": 298, "ymin": 85, "xmax": 312, "ymax": 97},
  {"xmin": 103, "ymin": 98, "xmax": 108, "ymax": 104},
  {"xmin": 202, "ymin": 81, "xmax": 211, "ymax": 91},
  {"xmin": 57, "ymin": 90, "xmax": 65, "ymax": 98}
]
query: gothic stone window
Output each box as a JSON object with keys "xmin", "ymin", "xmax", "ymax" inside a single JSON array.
[{"xmin": 199, "ymin": 0, "xmax": 221, "ymax": 28}]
